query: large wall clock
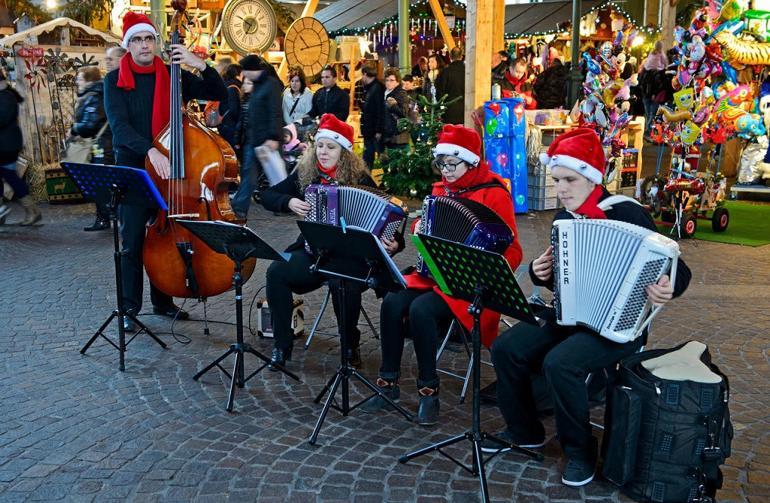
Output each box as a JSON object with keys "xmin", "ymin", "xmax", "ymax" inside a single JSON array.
[
  {"xmin": 284, "ymin": 16, "xmax": 332, "ymax": 77},
  {"xmin": 221, "ymin": 0, "xmax": 278, "ymax": 56}
]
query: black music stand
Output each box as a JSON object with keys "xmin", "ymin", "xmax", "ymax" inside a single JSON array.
[
  {"xmin": 298, "ymin": 221, "xmax": 414, "ymax": 445},
  {"xmin": 175, "ymin": 219, "xmax": 301, "ymax": 412},
  {"xmin": 62, "ymin": 162, "xmax": 168, "ymax": 372},
  {"xmin": 400, "ymin": 234, "xmax": 543, "ymax": 503}
]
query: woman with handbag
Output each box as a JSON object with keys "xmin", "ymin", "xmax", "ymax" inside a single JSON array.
[
  {"xmin": 69, "ymin": 65, "xmax": 110, "ymax": 231},
  {"xmin": 282, "ymin": 67, "xmax": 313, "ymax": 139},
  {"xmin": 0, "ymin": 69, "xmax": 41, "ymax": 226}
]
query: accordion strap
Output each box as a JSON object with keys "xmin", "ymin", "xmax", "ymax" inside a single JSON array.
[
  {"xmin": 446, "ymin": 180, "xmax": 508, "ymax": 197},
  {"xmin": 597, "ymin": 195, "xmax": 642, "ymax": 212}
]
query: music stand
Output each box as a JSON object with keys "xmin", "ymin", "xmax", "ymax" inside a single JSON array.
[
  {"xmin": 175, "ymin": 219, "xmax": 301, "ymax": 412},
  {"xmin": 400, "ymin": 234, "xmax": 543, "ymax": 503},
  {"xmin": 62, "ymin": 162, "xmax": 168, "ymax": 372},
  {"xmin": 297, "ymin": 221, "xmax": 414, "ymax": 445}
]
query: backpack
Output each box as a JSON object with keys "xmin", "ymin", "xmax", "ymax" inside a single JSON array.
[{"xmin": 204, "ymin": 84, "xmax": 240, "ymax": 128}]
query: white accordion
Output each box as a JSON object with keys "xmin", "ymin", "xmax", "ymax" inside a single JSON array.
[{"xmin": 551, "ymin": 219, "xmax": 680, "ymax": 343}]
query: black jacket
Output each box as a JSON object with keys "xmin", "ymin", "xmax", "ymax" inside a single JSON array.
[
  {"xmin": 530, "ymin": 189, "xmax": 691, "ymax": 300},
  {"xmin": 104, "ymin": 65, "xmax": 227, "ymax": 168},
  {"xmin": 359, "ymin": 79, "xmax": 385, "ymax": 139},
  {"xmin": 383, "ymin": 85, "xmax": 410, "ymax": 145},
  {"xmin": 310, "ymin": 84, "xmax": 350, "ymax": 121},
  {"xmin": 246, "ymin": 73, "xmax": 282, "ymax": 148},
  {"xmin": 533, "ymin": 60, "xmax": 569, "ymax": 109},
  {"xmin": 0, "ymin": 85, "xmax": 24, "ymax": 164},
  {"xmin": 72, "ymin": 81, "xmax": 112, "ymax": 162},
  {"xmin": 261, "ymin": 170, "xmax": 377, "ymax": 252},
  {"xmin": 435, "ymin": 60, "xmax": 465, "ymax": 124},
  {"xmin": 218, "ymin": 78, "xmax": 242, "ymax": 148}
]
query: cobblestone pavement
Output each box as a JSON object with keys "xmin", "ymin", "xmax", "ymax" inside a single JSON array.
[{"xmin": 0, "ymin": 200, "xmax": 768, "ymax": 503}]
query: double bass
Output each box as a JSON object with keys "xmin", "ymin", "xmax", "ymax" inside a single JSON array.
[{"xmin": 143, "ymin": 0, "xmax": 254, "ymax": 298}]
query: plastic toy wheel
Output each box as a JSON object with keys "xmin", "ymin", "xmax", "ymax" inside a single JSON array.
[
  {"xmin": 712, "ymin": 207, "xmax": 729, "ymax": 232},
  {"xmin": 679, "ymin": 213, "xmax": 697, "ymax": 238}
]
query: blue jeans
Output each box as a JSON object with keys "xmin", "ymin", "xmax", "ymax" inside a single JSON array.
[
  {"xmin": 231, "ymin": 144, "xmax": 261, "ymax": 217},
  {"xmin": 0, "ymin": 161, "xmax": 29, "ymax": 199},
  {"xmin": 642, "ymin": 97, "xmax": 659, "ymax": 135}
]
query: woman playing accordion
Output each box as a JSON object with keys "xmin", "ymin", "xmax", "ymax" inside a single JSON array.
[
  {"xmin": 362, "ymin": 125, "xmax": 523, "ymax": 425},
  {"xmin": 486, "ymin": 128, "xmax": 692, "ymax": 487},
  {"xmin": 260, "ymin": 114, "xmax": 403, "ymax": 369}
]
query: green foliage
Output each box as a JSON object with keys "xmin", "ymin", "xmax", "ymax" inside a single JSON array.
[
  {"xmin": 380, "ymin": 94, "xmax": 458, "ymax": 199},
  {"xmin": 61, "ymin": 0, "xmax": 113, "ymax": 26},
  {"xmin": 5, "ymin": 0, "xmax": 52, "ymax": 23}
]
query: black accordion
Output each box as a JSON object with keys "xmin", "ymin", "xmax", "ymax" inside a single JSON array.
[
  {"xmin": 303, "ymin": 184, "xmax": 408, "ymax": 252},
  {"xmin": 415, "ymin": 196, "xmax": 513, "ymax": 276}
]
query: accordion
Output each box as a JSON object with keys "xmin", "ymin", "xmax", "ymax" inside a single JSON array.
[
  {"xmin": 416, "ymin": 196, "xmax": 513, "ymax": 276},
  {"xmin": 552, "ymin": 219, "xmax": 680, "ymax": 343},
  {"xmin": 303, "ymin": 184, "xmax": 408, "ymax": 251}
]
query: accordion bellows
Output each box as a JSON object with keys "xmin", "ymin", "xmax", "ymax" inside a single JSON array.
[
  {"xmin": 416, "ymin": 196, "xmax": 513, "ymax": 277},
  {"xmin": 551, "ymin": 219, "xmax": 680, "ymax": 343},
  {"xmin": 304, "ymin": 184, "xmax": 408, "ymax": 247}
]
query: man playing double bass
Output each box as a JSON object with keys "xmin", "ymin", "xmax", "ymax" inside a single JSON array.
[{"xmin": 104, "ymin": 11, "xmax": 228, "ymax": 332}]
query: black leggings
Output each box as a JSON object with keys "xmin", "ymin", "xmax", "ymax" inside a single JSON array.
[
  {"xmin": 379, "ymin": 289, "xmax": 454, "ymax": 390},
  {"xmin": 265, "ymin": 248, "xmax": 362, "ymax": 352}
]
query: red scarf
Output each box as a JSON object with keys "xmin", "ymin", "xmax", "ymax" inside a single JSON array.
[
  {"xmin": 317, "ymin": 161, "xmax": 337, "ymax": 184},
  {"xmin": 442, "ymin": 161, "xmax": 492, "ymax": 194},
  {"xmin": 116, "ymin": 53, "xmax": 170, "ymax": 137},
  {"xmin": 573, "ymin": 185, "xmax": 607, "ymax": 219}
]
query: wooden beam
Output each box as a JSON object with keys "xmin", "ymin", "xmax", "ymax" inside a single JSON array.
[
  {"xmin": 427, "ymin": 0, "xmax": 456, "ymax": 50},
  {"xmin": 278, "ymin": 0, "xmax": 320, "ymax": 82},
  {"xmin": 493, "ymin": 0, "xmax": 505, "ymax": 53},
  {"xmin": 464, "ymin": 0, "xmax": 494, "ymax": 128}
]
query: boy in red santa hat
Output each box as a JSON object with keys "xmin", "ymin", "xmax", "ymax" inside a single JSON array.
[
  {"xmin": 361, "ymin": 124, "xmax": 523, "ymax": 426},
  {"xmin": 103, "ymin": 11, "xmax": 227, "ymax": 331},
  {"xmin": 486, "ymin": 127, "xmax": 692, "ymax": 487}
]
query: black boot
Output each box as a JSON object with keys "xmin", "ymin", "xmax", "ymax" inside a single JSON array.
[
  {"xmin": 416, "ymin": 387, "xmax": 440, "ymax": 426},
  {"xmin": 84, "ymin": 215, "xmax": 110, "ymax": 232},
  {"xmin": 269, "ymin": 346, "xmax": 292, "ymax": 370},
  {"xmin": 360, "ymin": 378, "xmax": 400, "ymax": 413}
]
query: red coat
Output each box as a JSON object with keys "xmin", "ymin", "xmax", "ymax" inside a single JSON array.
[{"xmin": 404, "ymin": 167, "xmax": 523, "ymax": 348}]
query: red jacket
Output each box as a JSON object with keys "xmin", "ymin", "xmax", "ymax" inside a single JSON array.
[{"xmin": 404, "ymin": 165, "xmax": 523, "ymax": 347}]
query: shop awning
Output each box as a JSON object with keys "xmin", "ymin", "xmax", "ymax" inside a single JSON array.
[
  {"xmin": 504, "ymin": 0, "xmax": 605, "ymax": 38},
  {"xmin": 315, "ymin": 0, "xmax": 395, "ymax": 34},
  {"xmin": 0, "ymin": 17, "xmax": 120, "ymax": 47}
]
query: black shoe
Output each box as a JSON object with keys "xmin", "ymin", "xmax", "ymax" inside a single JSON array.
[
  {"xmin": 416, "ymin": 388, "xmax": 440, "ymax": 426},
  {"xmin": 152, "ymin": 304, "xmax": 189, "ymax": 320},
  {"xmin": 84, "ymin": 217, "xmax": 110, "ymax": 232},
  {"xmin": 269, "ymin": 347, "xmax": 292, "ymax": 371},
  {"xmin": 348, "ymin": 346, "xmax": 362, "ymax": 367},
  {"xmin": 561, "ymin": 458, "xmax": 595, "ymax": 487},
  {"xmin": 360, "ymin": 379, "xmax": 400, "ymax": 413},
  {"xmin": 122, "ymin": 316, "xmax": 136, "ymax": 333},
  {"xmin": 480, "ymin": 429, "xmax": 547, "ymax": 453}
]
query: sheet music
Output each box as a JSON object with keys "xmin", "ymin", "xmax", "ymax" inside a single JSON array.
[{"xmin": 347, "ymin": 225, "xmax": 407, "ymax": 288}]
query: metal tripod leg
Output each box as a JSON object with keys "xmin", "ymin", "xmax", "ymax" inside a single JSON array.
[{"xmin": 309, "ymin": 371, "xmax": 343, "ymax": 445}]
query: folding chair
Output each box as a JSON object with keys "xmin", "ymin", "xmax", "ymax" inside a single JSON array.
[{"xmin": 303, "ymin": 285, "xmax": 379, "ymax": 350}]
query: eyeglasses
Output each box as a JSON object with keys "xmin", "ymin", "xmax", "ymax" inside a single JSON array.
[
  {"xmin": 129, "ymin": 35, "xmax": 156, "ymax": 45},
  {"xmin": 433, "ymin": 159, "xmax": 464, "ymax": 173}
]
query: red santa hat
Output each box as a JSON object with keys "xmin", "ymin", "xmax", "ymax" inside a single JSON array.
[
  {"xmin": 433, "ymin": 124, "xmax": 481, "ymax": 166},
  {"xmin": 539, "ymin": 127, "xmax": 605, "ymax": 184},
  {"xmin": 121, "ymin": 12, "xmax": 159, "ymax": 49},
  {"xmin": 315, "ymin": 113, "xmax": 354, "ymax": 151}
]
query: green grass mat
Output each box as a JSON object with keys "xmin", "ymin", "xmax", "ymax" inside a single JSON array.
[{"xmin": 673, "ymin": 201, "xmax": 770, "ymax": 247}]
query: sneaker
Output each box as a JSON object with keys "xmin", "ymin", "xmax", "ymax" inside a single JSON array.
[
  {"xmin": 561, "ymin": 458, "xmax": 595, "ymax": 487},
  {"xmin": 360, "ymin": 379, "xmax": 400, "ymax": 413},
  {"xmin": 480, "ymin": 429, "xmax": 547, "ymax": 453}
]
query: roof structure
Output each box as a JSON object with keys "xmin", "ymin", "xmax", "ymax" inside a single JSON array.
[{"xmin": 0, "ymin": 17, "xmax": 121, "ymax": 47}]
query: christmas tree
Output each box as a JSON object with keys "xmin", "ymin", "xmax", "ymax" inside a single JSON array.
[{"xmin": 380, "ymin": 94, "xmax": 458, "ymax": 198}]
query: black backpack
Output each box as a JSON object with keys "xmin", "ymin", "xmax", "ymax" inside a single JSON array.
[{"xmin": 602, "ymin": 341, "xmax": 733, "ymax": 503}]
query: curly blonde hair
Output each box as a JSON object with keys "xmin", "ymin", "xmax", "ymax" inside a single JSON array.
[{"xmin": 297, "ymin": 142, "xmax": 370, "ymax": 189}]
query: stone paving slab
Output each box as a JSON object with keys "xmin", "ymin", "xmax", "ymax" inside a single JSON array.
[{"xmin": 0, "ymin": 201, "xmax": 768, "ymax": 502}]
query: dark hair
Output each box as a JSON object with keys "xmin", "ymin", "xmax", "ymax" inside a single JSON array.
[
  {"xmin": 361, "ymin": 64, "xmax": 378, "ymax": 78},
  {"xmin": 402, "ymin": 74, "xmax": 414, "ymax": 82},
  {"xmin": 428, "ymin": 54, "xmax": 444, "ymax": 69},
  {"xmin": 497, "ymin": 50, "xmax": 509, "ymax": 59},
  {"xmin": 287, "ymin": 66, "xmax": 307, "ymax": 92},
  {"xmin": 222, "ymin": 63, "xmax": 242, "ymax": 81},
  {"xmin": 383, "ymin": 67, "xmax": 401, "ymax": 83},
  {"xmin": 511, "ymin": 57, "xmax": 527, "ymax": 68},
  {"xmin": 78, "ymin": 65, "xmax": 102, "ymax": 83},
  {"xmin": 450, "ymin": 47, "xmax": 463, "ymax": 61},
  {"xmin": 321, "ymin": 65, "xmax": 337, "ymax": 78}
]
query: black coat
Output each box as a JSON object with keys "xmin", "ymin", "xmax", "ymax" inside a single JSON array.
[
  {"xmin": 104, "ymin": 64, "xmax": 227, "ymax": 169},
  {"xmin": 261, "ymin": 170, "xmax": 377, "ymax": 252},
  {"xmin": 309, "ymin": 84, "xmax": 350, "ymax": 122},
  {"xmin": 435, "ymin": 60, "xmax": 465, "ymax": 124},
  {"xmin": 218, "ymin": 78, "xmax": 241, "ymax": 148},
  {"xmin": 530, "ymin": 189, "xmax": 691, "ymax": 301},
  {"xmin": 246, "ymin": 73, "xmax": 283, "ymax": 148},
  {"xmin": 383, "ymin": 85, "xmax": 410, "ymax": 145},
  {"xmin": 0, "ymin": 85, "xmax": 24, "ymax": 164},
  {"xmin": 72, "ymin": 81, "xmax": 112, "ymax": 162},
  {"xmin": 359, "ymin": 79, "xmax": 385, "ymax": 139},
  {"xmin": 533, "ymin": 61, "xmax": 569, "ymax": 109}
]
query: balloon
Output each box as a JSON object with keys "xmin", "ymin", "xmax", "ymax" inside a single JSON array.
[
  {"xmin": 486, "ymin": 118, "xmax": 498, "ymax": 136},
  {"xmin": 721, "ymin": 61, "xmax": 737, "ymax": 83},
  {"xmin": 497, "ymin": 152, "xmax": 508, "ymax": 167},
  {"xmin": 488, "ymin": 102, "xmax": 501, "ymax": 116}
]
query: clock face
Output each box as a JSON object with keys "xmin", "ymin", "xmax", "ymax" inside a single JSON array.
[
  {"xmin": 284, "ymin": 17, "xmax": 331, "ymax": 77},
  {"xmin": 222, "ymin": 0, "xmax": 278, "ymax": 55}
]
